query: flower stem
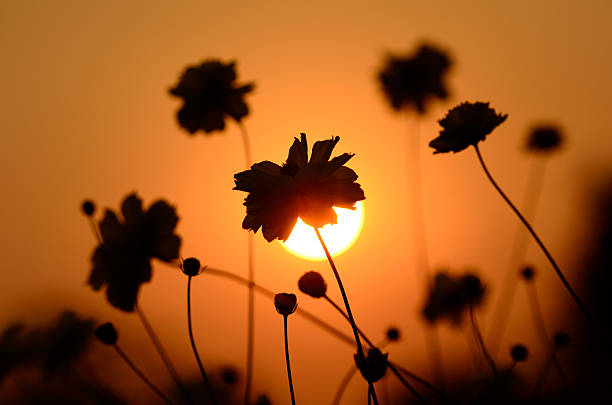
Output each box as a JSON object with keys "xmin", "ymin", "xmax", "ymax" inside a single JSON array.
[
  {"xmin": 113, "ymin": 344, "xmax": 176, "ymax": 405},
  {"xmin": 283, "ymin": 315, "xmax": 296, "ymax": 405},
  {"xmin": 135, "ymin": 305, "xmax": 191, "ymax": 405},
  {"xmin": 187, "ymin": 276, "xmax": 217, "ymax": 405},
  {"xmin": 314, "ymin": 228, "xmax": 379, "ymax": 405},
  {"xmin": 239, "ymin": 121, "xmax": 255, "ymax": 405},
  {"xmin": 469, "ymin": 304, "xmax": 496, "ymax": 376},
  {"xmin": 487, "ymin": 158, "xmax": 547, "ymax": 357},
  {"xmin": 473, "ymin": 145, "xmax": 591, "ymax": 320}
]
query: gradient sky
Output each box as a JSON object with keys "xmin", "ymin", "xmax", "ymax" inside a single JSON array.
[{"xmin": 1, "ymin": 1, "xmax": 611, "ymax": 403}]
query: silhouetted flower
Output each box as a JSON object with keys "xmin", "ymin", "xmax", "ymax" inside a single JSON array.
[
  {"xmin": 521, "ymin": 266, "xmax": 535, "ymax": 281},
  {"xmin": 510, "ymin": 344, "xmax": 528, "ymax": 362},
  {"xmin": 422, "ymin": 272, "xmax": 486, "ymax": 325},
  {"xmin": 253, "ymin": 395, "xmax": 272, "ymax": 405},
  {"xmin": 88, "ymin": 193, "xmax": 181, "ymax": 312},
  {"xmin": 386, "ymin": 327, "xmax": 401, "ymax": 342},
  {"xmin": 95, "ymin": 323, "xmax": 118, "ymax": 346},
  {"xmin": 429, "ymin": 102, "xmax": 508, "ymax": 154},
  {"xmin": 354, "ymin": 348, "xmax": 388, "ymax": 383},
  {"xmin": 220, "ymin": 366, "xmax": 239, "ymax": 386},
  {"xmin": 378, "ymin": 43, "xmax": 451, "ymax": 114},
  {"xmin": 553, "ymin": 332, "xmax": 571, "ymax": 350},
  {"xmin": 82, "ymin": 200, "xmax": 96, "ymax": 217},
  {"xmin": 234, "ymin": 133, "xmax": 365, "ymax": 242},
  {"xmin": 526, "ymin": 125, "xmax": 563, "ymax": 152},
  {"xmin": 169, "ymin": 60, "xmax": 254, "ymax": 134},
  {"xmin": 298, "ymin": 271, "xmax": 327, "ymax": 298},
  {"xmin": 181, "ymin": 257, "xmax": 204, "ymax": 277},
  {"xmin": 274, "ymin": 293, "xmax": 298, "ymax": 316},
  {"xmin": 0, "ymin": 324, "xmax": 28, "ymax": 382}
]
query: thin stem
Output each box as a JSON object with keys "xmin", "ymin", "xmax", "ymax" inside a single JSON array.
[
  {"xmin": 368, "ymin": 384, "xmax": 373, "ymax": 405},
  {"xmin": 113, "ymin": 345, "xmax": 176, "ymax": 405},
  {"xmin": 390, "ymin": 362, "xmax": 446, "ymax": 398},
  {"xmin": 488, "ymin": 159, "xmax": 547, "ymax": 357},
  {"xmin": 323, "ymin": 295, "xmax": 375, "ymax": 349},
  {"xmin": 239, "ymin": 121, "xmax": 255, "ymax": 405},
  {"xmin": 187, "ymin": 276, "xmax": 217, "ymax": 405},
  {"xmin": 135, "ymin": 305, "xmax": 191, "ymax": 405},
  {"xmin": 474, "ymin": 145, "xmax": 590, "ymax": 320},
  {"xmin": 469, "ymin": 304, "xmax": 496, "ymax": 376},
  {"xmin": 283, "ymin": 316, "xmax": 296, "ymax": 405},
  {"xmin": 88, "ymin": 217, "xmax": 102, "ymax": 243},
  {"xmin": 387, "ymin": 364, "xmax": 427, "ymax": 403},
  {"xmin": 332, "ymin": 366, "xmax": 359, "ymax": 405}
]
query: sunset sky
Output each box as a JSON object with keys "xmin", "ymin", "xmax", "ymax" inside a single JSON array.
[{"xmin": 1, "ymin": 1, "xmax": 611, "ymax": 403}]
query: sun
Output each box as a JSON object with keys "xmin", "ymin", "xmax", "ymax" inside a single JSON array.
[{"xmin": 281, "ymin": 201, "xmax": 365, "ymax": 260}]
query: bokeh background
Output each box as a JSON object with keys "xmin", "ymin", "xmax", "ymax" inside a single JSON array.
[{"xmin": 1, "ymin": 0, "xmax": 611, "ymax": 403}]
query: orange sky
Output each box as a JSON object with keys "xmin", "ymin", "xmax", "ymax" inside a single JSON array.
[{"xmin": 1, "ymin": 1, "xmax": 611, "ymax": 403}]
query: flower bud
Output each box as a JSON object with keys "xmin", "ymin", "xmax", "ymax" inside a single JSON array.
[
  {"xmin": 274, "ymin": 293, "xmax": 297, "ymax": 316},
  {"xmin": 182, "ymin": 257, "xmax": 202, "ymax": 277},
  {"xmin": 510, "ymin": 344, "xmax": 528, "ymax": 362},
  {"xmin": 81, "ymin": 200, "xmax": 96, "ymax": 217},
  {"xmin": 354, "ymin": 348, "xmax": 389, "ymax": 383},
  {"xmin": 386, "ymin": 327, "xmax": 400, "ymax": 342},
  {"xmin": 298, "ymin": 271, "xmax": 327, "ymax": 298},
  {"xmin": 521, "ymin": 266, "xmax": 535, "ymax": 281},
  {"xmin": 553, "ymin": 332, "xmax": 570, "ymax": 350},
  {"xmin": 95, "ymin": 322, "xmax": 118, "ymax": 345}
]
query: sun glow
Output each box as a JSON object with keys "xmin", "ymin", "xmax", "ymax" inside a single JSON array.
[{"xmin": 281, "ymin": 202, "xmax": 364, "ymax": 260}]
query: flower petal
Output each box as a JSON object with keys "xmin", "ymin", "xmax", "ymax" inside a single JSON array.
[
  {"xmin": 282, "ymin": 133, "xmax": 308, "ymax": 176},
  {"xmin": 121, "ymin": 194, "xmax": 144, "ymax": 223},
  {"xmin": 309, "ymin": 136, "xmax": 339, "ymax": 164},
  {"xmin": 98, "ymin": 210, "xmax": 122, "ymax": 241}
]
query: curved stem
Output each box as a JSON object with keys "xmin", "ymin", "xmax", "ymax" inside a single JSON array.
[
  {"xmin": 283, "ymin": 316, "xmax": 296, "ymax": 405},
  {"xmin": 331, "ymin": 366, "xmax": 359, "ymax": 405},
  {"xmin": 314, "ymin": 228, "xmax": 379, "ymax": 404},
  {"xmin": 473, "ymin": 145, "xmax": 590, "ymax": 320},
  {"xmin": 239, "ymin": 121, "xmax": 255, "ymax": 405},
  {"xmin": 488, "ymin": 158, "xmax": 547, "ymax": 357},
  {"xmin": 469, "ymin": 304, "xmax": 496, "ymax": 376},
  {"xmin": 135, "ymin": 305, "xmax": 191, "ymax": 405},
  {"xmin": 114, "ymin": 345, "xmax": 176, "ymax": 405},
  {"xmin": 187, "ymin": 276, "xmax": 217, "ymax": 405}
]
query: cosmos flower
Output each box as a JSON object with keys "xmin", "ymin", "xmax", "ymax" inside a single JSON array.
[
  {"xmin": 298, "ymin": 271, "xmax": 327, "ymax": 298},
  {"xmin": 169, "ymin": 60, "xmax": 254, "ymax": 134},
  {"xmin": 181, "ymin": 257, "xmax": 205, "ymax": 277},
  {"xmin": 379, "ymin": 43, "xmax": 451, "ymax": 114},
  {"xmin": 526, "ymin": 125, "xmax": 563, "ymax": 152},
  {"xmin": 95, "ymin": 323, "xmax": 118, "ymax": 346},
  {"xmin": 429, "ymin": 102, "xmax": 508, "ymax": 154},
  {"xmin": 274, "ymin": 293, "xmax": 298, "ymax": 316},
  {"xmin": 354, "ymin": 348, "xmax": 389, "ymax": 383},
  {"xmin": 422, "ymin": 272, "xmax": 486, "ymax": 325},
  {"xmin": 234, "ymin": 133, "xmax": 365, "ymax": 242},
  {"xmin": 88, "ymin": 193, "xmax": 181, "ymax": 312}
]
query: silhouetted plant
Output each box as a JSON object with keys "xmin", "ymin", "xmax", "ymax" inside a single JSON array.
[
  {"xmin": 378, "ymin": 43, "xmax": 451, "ymax": 115},
  {"xmin": 355, "ymin": 348, "xmax": 389, "ymax": 383},
  {"xmin": 422, "ymin": 272, "xmax": 485, "ymax": 325},
  {"xmin": 553, "ymin": 332, "xmax": 570, "ymax": 350},
  {"xmin": 298, "ymin": 271, "xmax": 327, "ymax": 298},
  {"xmin": 274, "ymin": 293, "xmax": 298, "ymax": 405},
  {"xmin": 430, "ymin": 102, "xmax": 590, "ymax": 321},
  {"xmin": 526, "ymin": 125, "xmax": 563, "ymax": 153},
  {"xmin": 386, "ymin": 327, "xmax": 401, "ymax": 342},
  {"xmin": 88, "ymin": 193, "xmax": 181, "ymax": 312},
  {"xmin": 510, "ymin": 344, "xmax": 529, "ymax": 362},
  {"xmin": 169, "ymin": 60, "xmax": 254, "ymax": 134},
  {"xmin": 234, "ymin": 133, "xmax": 365, "ymax": 242}
]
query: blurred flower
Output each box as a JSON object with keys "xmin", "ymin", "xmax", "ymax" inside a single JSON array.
[
  {"xmin": 169, "ymin": 60, "xmax": 254, "ymax": 134},
  {"xmin": 94, "ymin": 323, "xmax": 118, "ymax": 346},
  {"xmin": 298, "ymin": 271, "xmax": 327, "ymax": 298},
  {"xmin": 378, "ymin": 43, "xmax": 451, "ymax": 114},
  {"xmin": 385, "ymin": 326, "xmax": 401, "ymax": 342},
  {"xmin": 510, "ymin": 344, "xmax": 529, "ymax": 362},
  {"xmin": 0, "ymin": 324, "xmax": 28, "ymax": 382},
  {"xmin": 220, "ymin": 366, "xmax": 240, "ymax": 386},
  {"xmin": 526, "ymin": 125, "xmax": 563, "ymax": 152},
  {"xmin": 354, "ymin": 348, "xmax": 388, "ymax": 383},
  {"xmin": 234, "ymin": 133, "xmax": 365, "ymax": 242},
  {"xmin": 253, "ymin": 395, "xmax": 272, "ymax": 405},
  {"xmin": 274, "ymin": 293, "xmax": 298, "ymax": 316},
  {"xmin": 429, "ymin": 102, "xmax": 508, "ymax": 154},
  {"xmin": 88, "ymin": 193, "xmax": 181, "ymax": 312},
  {"xmin": 520, "ymin": 265, "xmax": 535, "ymax": 281},
  {"xmin": 181, "ymin": 257, "xmax": 204, "ymax": 277},
  {"xmin": 422, "ymin": 271, "xmax": 486, "ymax": 325},
  {"xmin": 553, "ymin": 332, "xmax": 571, "ymax": 350},
  {"xmin": 81, "ymin": 200, "xmax": 96, "ymax": 217}
]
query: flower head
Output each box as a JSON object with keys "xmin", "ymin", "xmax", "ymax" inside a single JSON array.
[
  {"xmin": 385, "ymin": 327, "xmax": 400, "ymax": 342},
  {"xmin": 422, "ymin": 271, "xmax": 486, "ymax": 325},
  {"xmin": 298, "ymin": 271, "xmax": 327, "ymax": 298},
  {"xmin": 234, "ymin": 133, "xmax": 365, "ymax": 242},
  {"xmin": 526, "ymin": 125, "xmax": 563, "ymax": 153},
  {"xmin": 169, "ymin": 60, "xmax": 254, "ymax": 134},
  {"xmin": 520, "ymin": 266, "xmax": 535, "ymax": 281},
  {"xmin": 354, "ymin": 348, "xmax": 389, "ymax": 383},
  {"xmin": 181, "ymin": 257, "xmax": 204, "ymax": 277},
  {"xmin": 510, "ymin": 344, "xmax": 528, "ymax": 362},
  {"xmin": 429, "ymin": 102, "xmax": 508, "ymax": 154},
  {"xmin": 81, "ymin": 200, "xmax": 96, "ymax": 217},
  {"xmin": 88, "ymin": 193, "xmax": 181, "ymax": 312},
  {"xmin": 94, "ymin": 323, "xmax": 118, "ymax": 346},
  {"xmin": 274, "ymin": 293, "xmax": 298, "ymax": 316},
  {"xmin": 379, "ymin": 43, "xmax": 451, "ymax": 114}
]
